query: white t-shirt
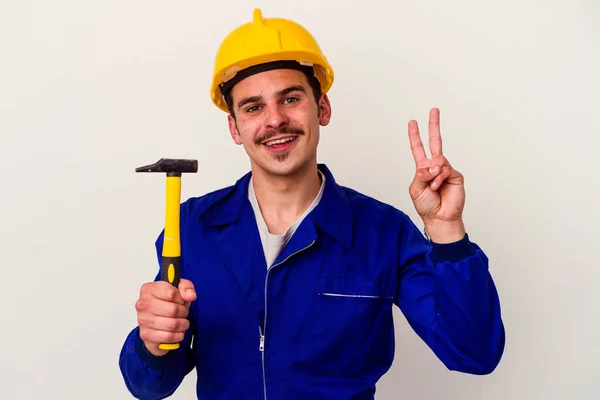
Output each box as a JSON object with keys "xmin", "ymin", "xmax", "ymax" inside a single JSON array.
[{"xmin": 248, "ymin": 171, "xmax": 325, "ymax": 268}]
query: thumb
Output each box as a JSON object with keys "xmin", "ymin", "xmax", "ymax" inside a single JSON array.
[
  {"xmin": 412, "ymin": 166, "xmax": 438, "ymax": 190},
  {"xmin": 178, "ymin": 278, "xmax": 197, "ymax": 303},
  {"xmin": 410, "ymin": 166, "xmax": 441, "ymax": 200}
]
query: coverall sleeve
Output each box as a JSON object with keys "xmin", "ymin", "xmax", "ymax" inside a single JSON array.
[
  {"xmin": 394, "ymin": 214, "xmax": 505, "ymax": 375},
  {"xmin": 118, "ymin": 229, "xmax": 197, "ymax": 399}
]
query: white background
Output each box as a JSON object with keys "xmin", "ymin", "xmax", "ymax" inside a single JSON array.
[{"xmin": 1, "ymin": 0, "xmax": 599, "ymax": 399}]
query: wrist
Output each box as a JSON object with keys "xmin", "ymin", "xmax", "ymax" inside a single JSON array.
[{"xmin": 423, "ymin": 219, "xmax": 466, "ymax": 243}]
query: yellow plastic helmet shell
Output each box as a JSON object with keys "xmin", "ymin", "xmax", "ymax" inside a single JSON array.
[{"xmin": 210, "ymin": 8, "xmax": 334, "ymax": 113}]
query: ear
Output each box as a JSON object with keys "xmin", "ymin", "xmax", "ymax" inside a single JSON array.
[
  {"xmin": 318, "ymin": 94, "xmax": 332, "ymax": 127},
  {"xmin": 228, "ymin": 114, "xmax": 243, "ymax": 145}
]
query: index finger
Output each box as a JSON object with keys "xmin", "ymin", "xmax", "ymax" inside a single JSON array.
[
  {"xmin": 408, "ymin": 120, "xmax": 427, "ymax": 165},
  {"xmin": 428, "ymin": 108, "xmax": 443, "ymax": 156},
  {"xmin": 151, "ymin": 281, "xmax": 186, "ymax": 305}
]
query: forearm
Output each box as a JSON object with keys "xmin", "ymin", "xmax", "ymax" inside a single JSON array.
[
  {"xmin": 397, "ymin": 217, "xmax": 505, "ymax": 375},
  {"xmin": 119, "ymin": 326, "xmax": 192, "ymax": 399},
  {"xmin": 428, "ymin": 239, "xmax": 505, "ymax": 374}
]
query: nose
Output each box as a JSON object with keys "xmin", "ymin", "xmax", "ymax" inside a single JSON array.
[{"xmin": 264, "ymin": 102, "xmax": 288, "ymax": 130}]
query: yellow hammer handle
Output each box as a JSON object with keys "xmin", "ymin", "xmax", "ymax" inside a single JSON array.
[{"xmin": 159, "ymin": 175, "xmax": 182, "ymax": 351}]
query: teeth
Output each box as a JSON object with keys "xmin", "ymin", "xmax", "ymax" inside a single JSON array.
[{"xmin": 265, "ymin": 137, "xmax": 296, "ymax": 146}]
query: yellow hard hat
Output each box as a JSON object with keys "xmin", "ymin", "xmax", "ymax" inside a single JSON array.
[{"xmin": 210, "ymin": 8, "xmax": 334, "ymax": 113}]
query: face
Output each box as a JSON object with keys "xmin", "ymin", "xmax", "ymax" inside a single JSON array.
[{"xmin": 227, "ymin": 69, "xmax": 331, "ymax": 178}]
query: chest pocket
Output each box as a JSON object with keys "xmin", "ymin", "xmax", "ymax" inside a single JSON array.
[
  {"xmin": 306, "ymin": 275, "xmax": 397, "ymax": 377},
  {"xmin": 316, "ymin": 275, "xmax": 396, "ymax": 300}
]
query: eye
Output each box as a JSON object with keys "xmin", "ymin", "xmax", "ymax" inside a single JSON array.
[
  {"xmin": 245, "ymin": 105, "xmax": 261, "ymax": 113},
  {"xmin": 282, "ymin": 97, "xmax": 299, "ymax": 105}
]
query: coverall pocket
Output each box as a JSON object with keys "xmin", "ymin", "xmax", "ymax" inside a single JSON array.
[
  {"xmin": 307, "ymin": 276, "xmax": 397, "ymax": 376},
  {"xmin": 316, "ymin": 275, "xmax": 396, "ymax": 299}
]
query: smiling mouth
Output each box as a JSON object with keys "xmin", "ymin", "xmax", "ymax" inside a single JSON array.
[{"xmin": 263, "ymin": 136, "xmax": 298, "ymax": 146}]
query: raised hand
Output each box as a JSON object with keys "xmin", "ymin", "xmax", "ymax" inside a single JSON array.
[{"xmin": 408, "ymin": 108, "xmax": 466, "ymax": 243}]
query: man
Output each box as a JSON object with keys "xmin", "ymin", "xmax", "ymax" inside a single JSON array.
[{"xmin": 119, "ymin": 8, "xmax": 505, "ymax": 400}]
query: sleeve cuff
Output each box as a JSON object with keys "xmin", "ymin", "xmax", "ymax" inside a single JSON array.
[
  {"xmin": 133, "ymin": 330, "xmax": 179, "ymax": 371},
  {"xmin": 429, "ymin": 233, "xmax": 476, "ymax": 263}
]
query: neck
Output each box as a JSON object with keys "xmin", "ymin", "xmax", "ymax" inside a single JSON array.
[{"xmin": 251, "ymin": 163, "xmax": 322, "ymax": 235}]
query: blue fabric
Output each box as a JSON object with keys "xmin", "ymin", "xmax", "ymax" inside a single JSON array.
[{"xmin": 119, "ymin": 164, "xmax": 505, "ymax": 399}]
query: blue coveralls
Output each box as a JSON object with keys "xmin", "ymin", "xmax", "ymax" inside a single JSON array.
[{"xmin": 119, "ymin": 164, "xmax": 505, "ymax": 399}]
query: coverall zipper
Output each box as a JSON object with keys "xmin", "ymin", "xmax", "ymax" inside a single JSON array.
[{"xmin": 260, "ymin": 240, "xmax": 315, "ymax": 400}]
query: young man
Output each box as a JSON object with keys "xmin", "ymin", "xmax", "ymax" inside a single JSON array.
[{"xmin": 119, "ymin": 8, "xmax": 505, "ymax": 399}]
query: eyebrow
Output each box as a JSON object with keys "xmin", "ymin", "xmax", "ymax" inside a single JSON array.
[{"xmin": 237, "ymin": 85, "xmax": 307, "ymax": 109}]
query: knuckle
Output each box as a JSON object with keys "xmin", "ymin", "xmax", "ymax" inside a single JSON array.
[
  {"xmin": 135, "ymin": 298, "xmax": 147, "ymax": 312},
  {"xmin": 180, "ymin": 309, "xmax": 189, "ymax": 320},
  {"xmin": 164, "ymin": 331, "xmax": 180, "ymax": 343},
  {"xmin": 181, "ymin": 307, "xmax": 189, "ymax": 318},
  {"xmin": 137, "ymin": 313, "xmax": 148, "ymax": 327},
  {"xmin": 172, "ymin": 332, "xmax": 185, "ymax": 342},
  {"xmin": 172, "ymin": 318, "xmax": 189, "ymax": 332},
  {"xmin": 139, "ymin": 329, "xmax": 152, "ymax": 343},
  {"xmin": 140, "ymin": 282, "xmax": 153, "ymax": 294},
  {"xmin": 167, "ymin": 303, "xmax": 180, "ymax": 318},
  {"xmin": 139, "ymin": 313, "xmax": 156, "ymax": 329},
  {"xmin": 181, "ymin": 319, "xmax": 190, "ymax": 331},
  {"xmin": 167, "ymin": 288, "xmax": 181, "ymax": 303},
  {"xmin": 166, "ymin": 318, "xmax": 180, "ymax": 332},
  {"xmin": 165, "ymin": 288, "xmax": 176, "ymax": 301},
  {"xmin": 154, "ymin": 280, "xmax": 169, "ymax": 293}
]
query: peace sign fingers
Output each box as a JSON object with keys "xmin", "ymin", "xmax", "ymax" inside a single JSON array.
[
  {"xmin": 408, "ymin": 119, "xmax": 428, "ymax": 166},
  {"xmin": 408, "ymin": 108, "xmax": 444, "ymax": 166},
  {"xmin": 428, "ymin": 108, "xmax": 443, "ymax": 157},
  {"xmin": 406, "ymin": 108, "xmax": 467, "ymax": 240}
]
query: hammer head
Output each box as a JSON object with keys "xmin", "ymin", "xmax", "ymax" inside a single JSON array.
[{"xmin": 136, "ymin": 158, "xmax": 198, "ymax": 176}]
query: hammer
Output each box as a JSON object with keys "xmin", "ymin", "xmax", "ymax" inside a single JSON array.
[{"xmin": 136, "ymin": 158, "xmax": 198, "ymax": 351}]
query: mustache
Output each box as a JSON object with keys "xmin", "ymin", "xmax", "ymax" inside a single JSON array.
[{"xmin": 255, "ymin": 126, "xmax": 304, "ymax": 145}]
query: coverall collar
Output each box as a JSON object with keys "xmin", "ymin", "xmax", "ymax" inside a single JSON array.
[{"xmin": 198, "ymin": 163, "xmax": 353, "ymax": 250}]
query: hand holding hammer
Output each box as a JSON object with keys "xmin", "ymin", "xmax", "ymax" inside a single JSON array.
[{"xmin": 135, "ymin": 158, "xmax": 198, "ymax": 353}]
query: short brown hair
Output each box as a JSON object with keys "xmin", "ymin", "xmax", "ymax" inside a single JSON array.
[{"xmin": 221, "ymin": 61, "xmax": 322, "ymax": 118}]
